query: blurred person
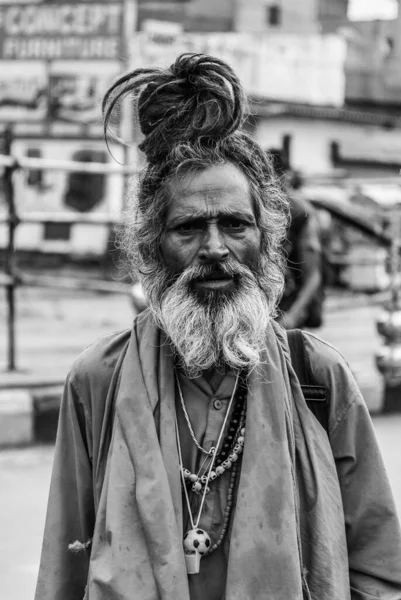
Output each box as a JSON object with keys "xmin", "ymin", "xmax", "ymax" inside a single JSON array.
[
  {"xmin": 269, "ymin": 149, "xmax": 325, "ymax": 330},
  {"xmin": 35, "ymin": 54, "xmax": 401, "ymax": 600}
]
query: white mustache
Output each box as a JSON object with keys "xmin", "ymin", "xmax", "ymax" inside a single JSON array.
[{"xmin": 171, "ymin": 259, "xmax": 258, "ymax": 289}]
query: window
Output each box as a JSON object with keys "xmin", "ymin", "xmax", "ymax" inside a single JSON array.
[
  {"xmin": 267, "ymin": 4, "xmax": 281, "ymax": 26},
  {"xmin": 26, "ymin": 148, "xmax": 43, "ymax": 187},
  {"xmin": 63, "ymin": 149, "xmax": 107, "ymax": 213},
  {"xmin": 43, "ymin": 222, "xmax": 72, "ymax": 241}
]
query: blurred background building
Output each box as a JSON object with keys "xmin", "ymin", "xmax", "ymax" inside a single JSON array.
[
  {"xmin": 4, "ymin": 7, "xmax": 401, "ymax": 600},
  {"xmin": 137, "ymin": 0, "xmax": 348, "ymax": 33}
]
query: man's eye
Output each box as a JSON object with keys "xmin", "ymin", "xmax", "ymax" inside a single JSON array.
[
  {"xmin": 176, "ymin": 222, "xmax": 201, "ymax": 233},
  {"xmin": 221, "ymin": 219, "xmax": 245, "ymax": 230}
]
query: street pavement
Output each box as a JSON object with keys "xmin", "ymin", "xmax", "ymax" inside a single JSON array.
[
  {"xmin": 0, "ymin": 446, "xmax": 53, "ymax": 600},
  {"xmin": 1, "ymin": 415, "xmax": 400, "ymax": 600},
  {"xmin": 0, "ymin": 285, "xmax": 134, "ymax": 388}
]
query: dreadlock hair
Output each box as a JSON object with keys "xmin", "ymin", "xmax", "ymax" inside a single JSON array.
[{"xmin": 103, "ymin": 53, "xmax": 290, "ymax": 316}]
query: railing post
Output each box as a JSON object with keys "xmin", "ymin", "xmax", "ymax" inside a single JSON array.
[{"xmin": 3, "ymin": 125, "xmax": 18, "ymax": 371}]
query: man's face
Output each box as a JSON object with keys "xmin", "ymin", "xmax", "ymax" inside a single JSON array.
[{"xmin": 160, "ymin": 163, "xmax": 262, "ymax": 298}]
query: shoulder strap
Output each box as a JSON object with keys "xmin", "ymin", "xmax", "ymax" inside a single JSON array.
[
  {"xmin": 287, "ymin": 329, "xmax": 329, "ymax": 434},
  {"xmin": 287, "ymin": 329, "xmax": 310, "ymax": 385}
]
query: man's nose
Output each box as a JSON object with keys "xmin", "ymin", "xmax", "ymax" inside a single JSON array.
[{"xmin": 198, "ymin": 223, "xmax": 229, "ymax": 262}]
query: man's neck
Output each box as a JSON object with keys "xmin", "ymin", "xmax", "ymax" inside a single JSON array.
[{"xmin": 202, "ymin": 364, "xmax": 230, "ymax": 392}]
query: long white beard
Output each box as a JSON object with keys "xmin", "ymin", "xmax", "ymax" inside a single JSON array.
[{"xmin": 149, "ymin": 262, "xmax": 271, "ymax": 377}]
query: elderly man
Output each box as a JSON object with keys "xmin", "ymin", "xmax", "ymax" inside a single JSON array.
[{"xmin": 36, "ymin": 54, "xmax": 401, "ymax": 600}]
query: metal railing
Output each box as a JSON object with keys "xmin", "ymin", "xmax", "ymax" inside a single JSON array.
[{"xmin": 0, "ymin": 128, "xmax": 138, "ymax": 372}]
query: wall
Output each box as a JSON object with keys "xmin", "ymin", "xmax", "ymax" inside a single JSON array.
[
  {"xmin": 234, "ymin": 0, "xmax": 319, "ymax": 33},
  {"xmin": 138, "ymin": 0, "xmax": 234, "ymax": 32},
  {"xmin": 346, "ymin": 16, "xmax": 401, "ymax": 103},
  {"xmin": 130, "ymin": 32, "xmax": 346, "ymax": 107},
  {"xmin": 186, "ymin": 0, "xmax": 233, "ymax": 31},
  {"xmin": 318, "ymin": 0, "xmax": 349, "ymax": 33},
  {"xmin": 138, "ymin": 0, "xmax": 347, "ymax": 34},
  {"xmin": 137, "ymin": 0, "xmax": 349, "ymax": 35},
  {"xmin": 253, "ymin": 115, "xmax": 401, "ymax": 175}
]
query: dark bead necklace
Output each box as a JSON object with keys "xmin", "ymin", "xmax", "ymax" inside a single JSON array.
[
  {"xmin": 205, "ymin": 396, "xmax": 247, "ymax": 555},
  {"xmin": 214, "ymin": 372, "xmax": 247, "ymax": 467}
]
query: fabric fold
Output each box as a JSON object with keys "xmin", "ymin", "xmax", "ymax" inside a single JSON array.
[
  {"xmin": 89, "ymin": 314, "xmax": 188, "ymax": 600},
  {"xmin": 276, "ymin": 324, "xmax": 350, "ymax": 599}
]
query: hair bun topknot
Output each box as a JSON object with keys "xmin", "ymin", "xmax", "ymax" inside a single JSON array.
[{"xmin": 102, "ymin": 53, "xmax": 248, "ymax": 164}]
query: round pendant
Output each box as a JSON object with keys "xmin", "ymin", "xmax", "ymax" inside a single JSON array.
[{"xmin": 183, "ymin": 528, "xmax": 211, "ymax": 556}]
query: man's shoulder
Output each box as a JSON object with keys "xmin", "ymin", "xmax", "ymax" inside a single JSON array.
[
  {"xmin": 68, "ymin": 328, "xmax": 132, "ymax": 394},
  {"xmin": 301, "ymin": 331, "xmax": 362, "ymax": 430},
  {"xmin": 302, "ymin": 331, "xmax": 357, "ymax": 385}
]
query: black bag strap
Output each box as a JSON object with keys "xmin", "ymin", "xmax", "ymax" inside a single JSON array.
[{"xmin": 287, "ymin": 329, "xmax": 329, "ymax": 433}]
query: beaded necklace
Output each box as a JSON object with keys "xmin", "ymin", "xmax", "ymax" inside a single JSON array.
[
  {"xmin": 206, "ymin": 397, "xmax": 246, "ymax": 556},
  {"xmin": 175, "ymin": 372, "xmax": 239, "ymax": 575},
  {"xmin": 179, "ymin": 374, "xmax": 247, "ymax": 494},
  {"xmin": 176, "ymin": 370, "xmax": 246, "ymax": 455},
  {"xmin": 175, "ymin": 370, "xmax": 248, "ymax": 574}
]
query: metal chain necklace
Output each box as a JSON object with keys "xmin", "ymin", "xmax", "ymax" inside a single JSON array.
[
  {"xmin": 175, "ymin": 371, "xmax": 239, "ymax": 456},
  {"xmin": 175, "ymin": 372, "xmax": 239, "ymax": 575}
]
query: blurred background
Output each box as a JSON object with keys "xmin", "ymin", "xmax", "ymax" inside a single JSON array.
[{"xmin": 1, "ymin": 1, "xmax": 401, "ymax": 598}]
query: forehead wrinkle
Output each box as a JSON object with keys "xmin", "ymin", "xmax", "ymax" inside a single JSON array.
[
  {"xmin": 166, "ymin": 162, "xmax": 251, "ymax": 207},
  {"xmin": 165, "ymin": 164, "xmax": 255, "ymax": 223},
  {"xmin": 172, "ymin": 205, "xmax": 246, "ymax": 221},
  {"xmin": 177, "ymin": 183, "xmax": 248, "ymax": 201}
]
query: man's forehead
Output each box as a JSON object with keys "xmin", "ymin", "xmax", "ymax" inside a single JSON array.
[
  {"xmin": 169, "ymin": 163, "xmax": 249, "ymax": 194},
  {"xmin": 166, "ymin": 163, "xmax": 253, "ymax": 217},
  {"xmin": 169, "ymin": 204, "xmax": 251, "ymax": 221},
  {"xmin": 177, "ymin": 181, "xmax": 249, "ymax": 199},
  {"xmin": 166, "ymin": 188, "xmax": 254, "ymax": 222}
]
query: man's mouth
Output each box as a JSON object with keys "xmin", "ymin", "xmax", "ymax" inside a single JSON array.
[{"xmin": 192, "ymin": 271, "xmax": 235, "ymax": 291}]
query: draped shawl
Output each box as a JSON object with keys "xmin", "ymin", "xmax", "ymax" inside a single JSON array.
[{"xmin": 86, "ymin": 313, "xmax": 350, "ymax": 600}]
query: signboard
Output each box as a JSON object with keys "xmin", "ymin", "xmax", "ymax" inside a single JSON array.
[
  {"xmin": 131, "ymin": 33, "xmax": 259, "ymax": 97},
  {"xmin": 0, "ymin": 59, "xmax": 120, "ymax": 123},
  {"xmin": 256, "ymin": 34, "xmax": 346, "ymax": 107},
  {"xmin": 0, "ymin": 2, "xmax": 123, "ymax": 59},
  {"xmin": 48, "ymin": 62, "xmax": 120, "ymax": 123},
  {"xmin": 0, "ymin": 61, "xmax": 47, "ymax": 120},
  {"xmin": 131, "ymin": 32, "xmax": 346, "ymax": 107}
]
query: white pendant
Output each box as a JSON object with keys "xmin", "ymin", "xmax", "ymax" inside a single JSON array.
[
  {"xmin": 185, "ymin": 552, "xmax": 201, "ymax": 574},
  {"xmin": 183, "ymin": 528, "xmax": 211, "ymax": 575}
]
